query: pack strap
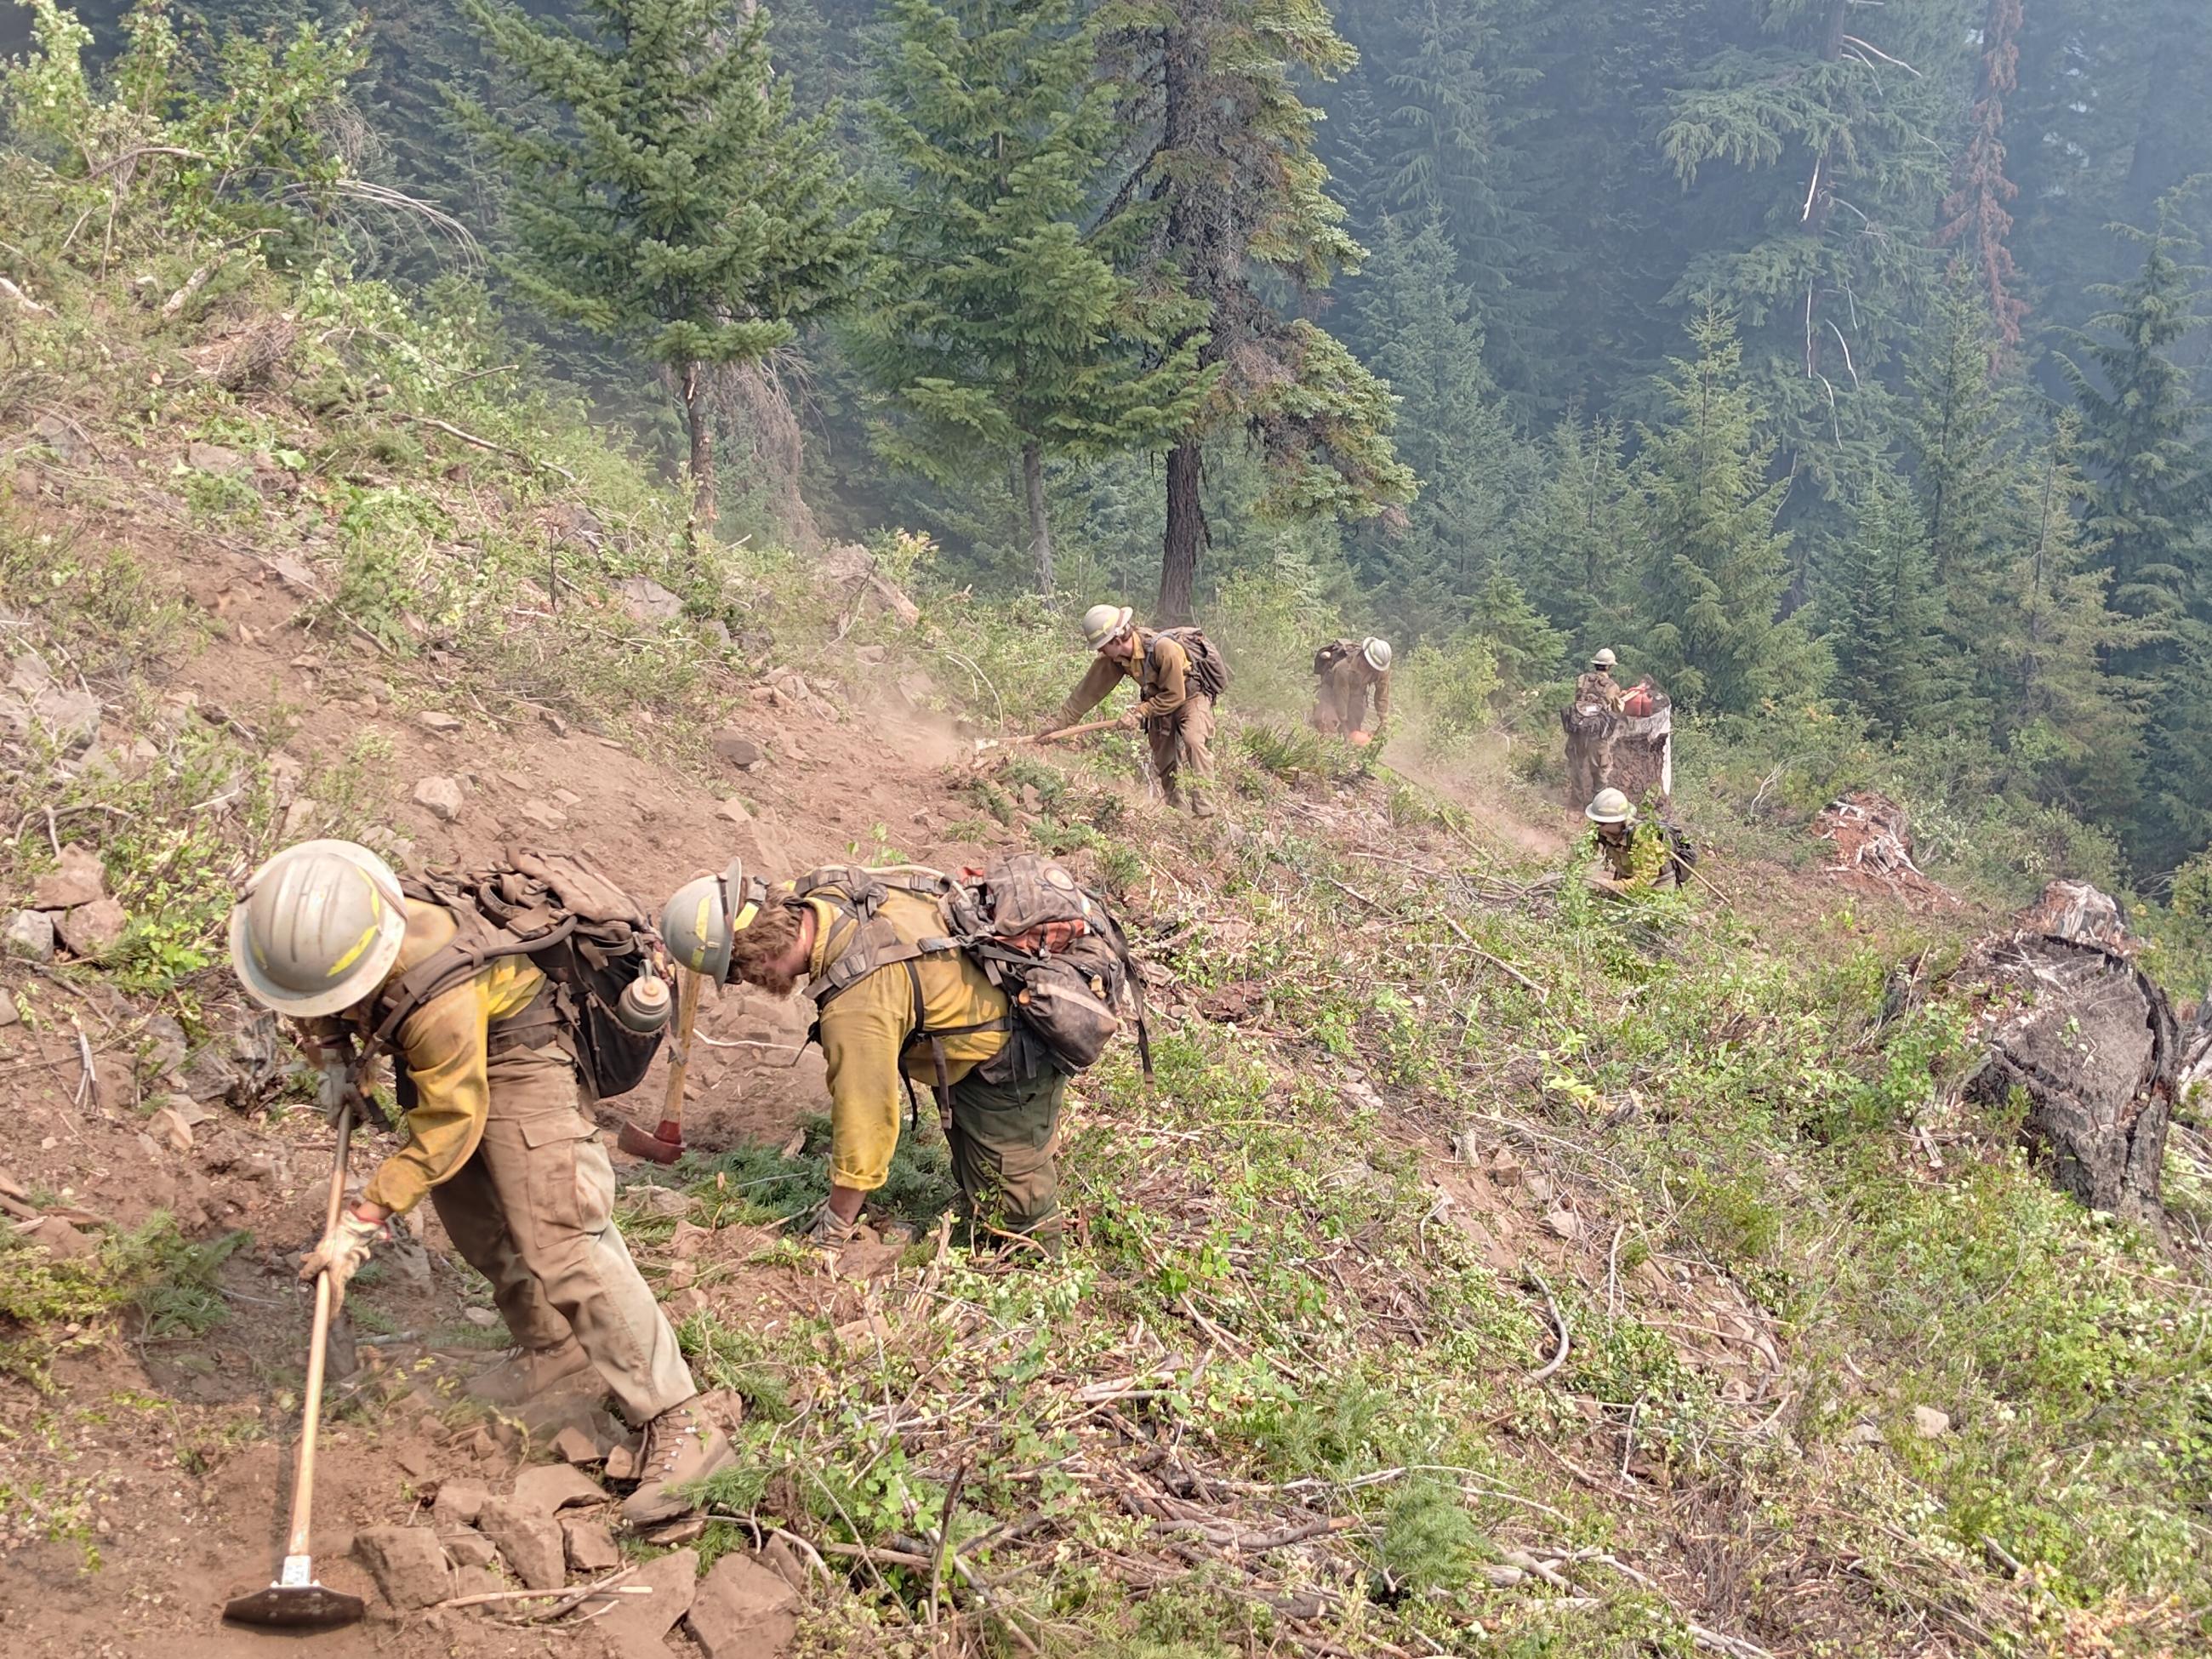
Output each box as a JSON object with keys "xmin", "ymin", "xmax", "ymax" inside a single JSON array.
[{"xmin": 362, "ymin": 910, "xmax": 577, "ymax": 1076}]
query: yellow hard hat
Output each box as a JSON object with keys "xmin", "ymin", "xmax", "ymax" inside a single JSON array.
[{"xmin": 660, "ymin": 858, "xmax": 766, "ymax": 983}]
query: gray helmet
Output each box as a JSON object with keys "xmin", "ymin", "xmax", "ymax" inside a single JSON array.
[
  {"xmin": 1585, "ymin": 788, "xmax": 1635, "ymax": 826},
  {"xmin": 1361, "ymin": 636, "xmax": 1394, "ymax": 672},
  {"xmin": 661, "ymin": 857, "xmax": 766, "ymax": 983},
  {"xmin": 1080, "ymin": 603, "xmax": 1134, "ymax": 651},
  {"xmin": 229, "ymin": 840, "xmax": 409, "ymax": 1017},
  {"xmin": 1591, "ymin": 648, "xmax": 1618, "ymax": 670}
]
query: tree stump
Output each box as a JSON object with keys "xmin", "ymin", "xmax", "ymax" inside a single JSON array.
[{"xmin": 1957, "ymin": 885, "xmax": 2175, "ymax": 1224}]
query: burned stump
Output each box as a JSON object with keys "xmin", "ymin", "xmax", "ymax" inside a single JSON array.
[
  {"xmin": 1560, "ymin": 696, "xmax": 1672, "ymax": 812},
  {"xmin": 1812, "ymin": 790, "xmax": 1958, "ymax": 912},
  {"xmin": 1957, "ymin": 882, "xmax": 2175, "ymax": 1224}
]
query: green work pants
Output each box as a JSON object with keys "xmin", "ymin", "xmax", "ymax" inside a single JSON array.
[{"xmin": 945, "ymin": 1064, "xmax": 1068, "ymax": 1253}]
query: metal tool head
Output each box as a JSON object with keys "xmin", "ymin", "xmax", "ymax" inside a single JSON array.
[
  {"xmin": 224, "ymin": 1557, "xmax": 366, "ymax": 1628},
  {"xmin": 617, "ymin": 1117, "xmax": 686, "ymax": 1165}
]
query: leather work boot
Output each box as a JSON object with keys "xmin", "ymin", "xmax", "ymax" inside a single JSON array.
[
  {"xmin": 1188, "ymin": 792, "xmax": 1218, "ymax": 819},
  {"xmin": 466, "ymin": 1337, "xmax": 601, "ymax": 1410},
  {"xmin": 620, "ymin": 1399, "xmax": 735, "ymax": 1527}
]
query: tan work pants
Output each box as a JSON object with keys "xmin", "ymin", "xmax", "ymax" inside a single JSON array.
[
  {"xmin": 1147, "ymin": 693, "xmax": 1215, "ymax": 805},
  {"xmin": 430, "ymin": 1044, "xmax": 694, "ymax": 1425}
]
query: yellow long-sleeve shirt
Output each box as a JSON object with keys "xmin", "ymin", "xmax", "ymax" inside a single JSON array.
[
  {"xmin": 356, "ymin": 900, "xmax": 548, "ymax": 1215},
  {"xmin": 809, "ymin": 888, "xmax": 1012, "ymax": 1193},
  {"xmin": 1054, "ymin": 629, "xmax": 1191, "ymax": 729}
]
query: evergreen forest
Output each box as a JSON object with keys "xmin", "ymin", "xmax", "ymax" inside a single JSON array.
[{"xmin": 13, "ymin": 0, "xmax": 2212, "ymax": 884}]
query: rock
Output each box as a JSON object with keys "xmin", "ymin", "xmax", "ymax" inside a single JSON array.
[
  {"xmin": 779, "ymin": 735, "xmax": 808, "ymax": 764},
  {"xmin": 519, "ymin": 798, "xmax": 567, "ymax": 831},
  {"xmin": 418, "ymin": 710, "xmax": 464, "ymax": 734},
  {"xmin": 141, "ymin": 1014, "xmax": 189, "ymax": 1076},
  {"xmin": 604, "ymin": 1442, "xmax": 637, "ymax": 1482},
  {"xmin": 1485, "ymin": 1149, "xmax": 1523, "ymax": 1187},
  {"xmin": 162, "ymin": 1093, "xmax": 214, "ymax": 1126},
  {"xmin": 462, "ymin": 1306, "xmax": 500, "ymax": 1328},
  {"xmin": 430, "ymin": 1479, "xmax": 488, "ymax": 1527},
  {"xmin": 633, "ymin": 1185, "xmax": 690, "ymax": 1219},
  {"xmin": 645, "ymin": 1515, "xmax": 708, "ymax": 1545},
  {"xmin": 4, "ymin": 909, "xmax": 55, "ymax": 963},
  {"xmin": 552, "ymin": 1425, "xmax": 603, "ymax": 1466},
  {"xmin": 1912, "ymin": 1405, "xmax": 1952, "ymax": 1439},
  {"xmin": 0, "ymin": 994, "xmax": 18, "ymax": 1028},
  {"xmin": 553, "ymin": 788, "xmax": 582, "ymax": 807},
  {"xmin": 685, "ymin": 1552, "xmax": 800, "ymax": 1659},
  {"xmin": 614, "ymin": 576, "xmax": 685, "ymax": 624},
  {"xmin": 32, "ymin": 412, "xmax": 88, "ymax": 463},
  {"xmin": 669, "ymin": 1221, "xmax": 713, "ymax": 1260},
  {"xmin": 351, "ymin": 1525, "xmax": 453, "ymax": 1611},
  {"xmin": 186, "ymin": 441, "xmax": 249, "ymax": 476},
  {"xmin": 562, "ymin": 1517, "xmax": 621, "ymax": 1574},
  {"xmin": 21, "ymin": 1217, "xmax": 96, "ymax": 1258},
  {"xmin": 1542, "ymin": 1208, "xmax": 1581, "ymax": 1242},
  {"xmin": 596, "ymin": 1548, "xmax": 698, "ymax": 1657},
  {"xmin": 413, "ymin": 775, "xmax": 465, "ymax": 823},
  {"xmin": 442, "ymin": 1527, "xmax": 498, "ymax": 1569},
  {"xmin": 57, "ymin": 898, "xmax": 128, "ymax": 958},
  {"xmin": 1843, "ymin": 1422, "xmax": 1884, "ymax": 1446},
  {"xmin": 31, "ymin": 844, "xmax": 105, "ymax": 910},
  {"xmin": 449, "ymin": 1565, "xmax": 501, "ymax": 1602},
  {"xmin": 147, "ymin": 1106, "xmax": 195, "ymax": 1153},
  {"xmin": 715, "ymin": 796, "xmax": 752, "ymax": 825},
  {"xmin": 278, "ymin": 795, "xmax": 322, "ymax": 841},
  {"xmin": 512, "ymin": 1462, "xmax": 607, "ymax": 1518},
  {"xmin": 711, "ymin": 733, "xmax": 763, "ymax": 769},
  {"xmin": 853, "ymin": 644, "xmax": 887, "ymax": 666},
  {"xmin": 760, "ymin": 1536, "xmax": 807, "ymax": 1593},
  {"xmin": 1523, "ymin": 1172, "xmax": 1554, "ymax": 1205},
  {"xmin": 476, "ymin": 1498, "xmax": 566, "ymax": 1591}
]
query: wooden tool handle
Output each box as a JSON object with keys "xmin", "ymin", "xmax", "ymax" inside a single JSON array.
[
  {"xmin": 660, "ymin": 969, "xmax": 704, "ymax": 1131},
  {"xmin": 1035, "ymin": 716, "xmax": 1126, "ymax": 744},
  {"xmin": 285, "ymin": 1102, "xmax": 353, "ymax": 1560}
]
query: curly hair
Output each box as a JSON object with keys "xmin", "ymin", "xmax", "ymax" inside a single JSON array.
[{"xmin": 727, "ymin": 898, "xmax": 809, "ymax": 995}]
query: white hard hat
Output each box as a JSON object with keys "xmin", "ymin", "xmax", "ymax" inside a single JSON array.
[
  {"xmin": 1361, "ymin": 637, "xmax": 1393, "ymax": 672},
  {"xmin": 1591, "ymin": 648, "xmax": 1618, "ymax": 670},
  {"xmin": 228, "ymin": 840, "xmax": 409, "ymax": 1017},
  {"xmin": 1585, "ymin": 789, "xmax": 1635, "ymax": 826},
  {"xmin": 1080, "ymin": 603, "xmax": 1134, "ymax": 651}
]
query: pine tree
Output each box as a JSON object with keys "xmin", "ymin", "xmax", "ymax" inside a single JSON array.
[
  {"xmin": 455, "ymin": 0, "xmax": 875, "ymax": 535},
  {"xmin": 1658, "ymin": 1, "xmax": 1970, "ymax": 501},
  {"xmin": 853, "ymin": 0, "xmax": 1205, "ymax": 596},
  {"xmin": 1633, "ymin": 309, "xmax": 1823, "ymax": 714},
  {"xmin": 2061, "ymin": 198, "xmax": 2212, "ymax": 869},
  {"xmin": 1508, "ymin": 417, "xmax": 1643, "ymax": 654},
  {"xmin": 1100, "ymin": 0, "xmax": 1415, "ymax": 621},
  {"xmin": 1346, "ymin": 211, "xmax": 1525, "ymax": 634},
  {"xmin": 1827, "ymin": 471, "xmax": 1939, "ymax": 739},
  {"xmin": 1937, "ymin": 0, "xmax": 2028, "ymax": 359},
  {"xmin": 1990, "ymin": 414, "xmax": 2145, "ymax": 824}
]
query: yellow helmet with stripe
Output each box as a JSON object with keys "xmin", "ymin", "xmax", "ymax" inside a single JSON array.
[{"xmin": 228, "ymin": 840, "xmax": 409, "ymax": 1017}]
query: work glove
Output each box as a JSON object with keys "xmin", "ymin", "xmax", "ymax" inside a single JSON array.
[{"xmin": 299, "ymin": 1208, "xmax": 385, "ymax": 1309}]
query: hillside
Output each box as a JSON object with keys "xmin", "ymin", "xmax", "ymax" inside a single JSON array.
[{"xmin": 1, "ymin": 12, "xmax": 2210, "ymax": 1655}]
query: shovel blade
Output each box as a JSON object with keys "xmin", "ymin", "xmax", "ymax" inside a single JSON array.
[
  {"xmin": 617, "ymin": 1118, "xmax": 685, "ymax": 1164},
  {"xmin": 223, "ymin": 1581, "xmax": 367, "ymax": 1628}
]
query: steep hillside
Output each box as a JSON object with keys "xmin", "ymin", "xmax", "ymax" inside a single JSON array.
[{"xmin": 3, "ymin": 162, "xmax": 2210, "ymax": 1659}]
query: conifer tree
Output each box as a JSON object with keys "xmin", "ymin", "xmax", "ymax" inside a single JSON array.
[
  {"xmin": 1100, "ymin": 0, "xmax": 1414, "ymax": 621},
  {"xmin": 1990, "ymin": 415, "xmax": 2145, "ymax": 824},
  {"xmin": 1828, "ymin": 472, "xmax": 1939, "ymax": 739},
  {"xmin": 2061, "ymin": 200, "xmax": 2212, "ymax": 868},
  {"xmin": 1633, "ymin": 310, "xmax": 1823, "ymax": 714},
  {"xmin": 855, "ymin": 0, "xmax": 1205, "ymax": 596},
  {"xmin": 456, "ymin": 0, "xmax": 874, "ymax": 535},
  {"xmin": 1347, "ymin": 211, "xmax": 1523, "ymax": 633},
  {"xmin": 1938, "ymin": 0, "xmax": 2028, "ymax": 359},
  {"xmin": 1508, "ymin": 417, "xmax": 1643, "ymax": 655}
]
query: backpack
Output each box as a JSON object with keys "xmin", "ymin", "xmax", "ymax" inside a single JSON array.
[
  {"xmin": 1150, "ymin": 626, "xmax": 1230, "ymax": 700},
  {"xmin": 1313, "ymin": 639, "xmax": 1355, "ymax": 678},
  {"xmin": 799, "ymin": 855, "xmax": 1151, "ymax": 1113},
  {"xmin": 366, "ymin": 850, "xmax": 666, "ymax": 1105}
]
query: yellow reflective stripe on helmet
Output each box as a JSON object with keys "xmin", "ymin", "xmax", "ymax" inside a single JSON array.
[
  {"xmin": 733, "ymin": 901, "xmax": 759, "ymax": 933},
  {"xmin": 324, "ymin": 870, "xmax": 387, "ymax": 978},
  {"xmin": 685, "ymin": 891, "xmax": 715, "ymax": 972}
]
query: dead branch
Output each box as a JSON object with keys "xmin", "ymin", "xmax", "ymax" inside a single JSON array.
[
  {"xmin": 1525, "ymin": 1270, "xmax": 1571, "ymax": 1382},
  {"xmin": 395, "ymin": 412, "xmax": 577, "ymax": 482}
]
